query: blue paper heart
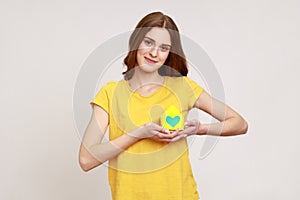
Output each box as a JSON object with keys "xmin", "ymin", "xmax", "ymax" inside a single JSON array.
[{"xmin": 166, "ymin": 116, "xmax": 180, "ymax": 127}]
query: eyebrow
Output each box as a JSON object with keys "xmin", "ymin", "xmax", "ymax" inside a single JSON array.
[{"xmin": 144, "ymin": 36, "xmax": 171, "ymax": 47}]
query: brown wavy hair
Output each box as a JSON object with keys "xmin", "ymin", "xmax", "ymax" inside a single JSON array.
[{"xmin": 122, "ymin": 11, "xmax": 188, "ymax": 80}]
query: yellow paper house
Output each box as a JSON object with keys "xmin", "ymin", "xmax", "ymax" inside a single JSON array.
[{"xmin": 160, "ymin": 105, "xmax": 184, "ymax": 130}]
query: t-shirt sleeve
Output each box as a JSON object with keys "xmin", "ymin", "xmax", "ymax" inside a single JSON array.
[
  {"xmin": 183, "ymin": 76, "xmax": 204, "ymax": 99},
  {"xmin": 90, "ymin": 82, "xmax": 115, "ymax": 113}
]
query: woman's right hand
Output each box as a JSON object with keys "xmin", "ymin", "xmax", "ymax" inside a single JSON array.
[{"xmin": 130, "ymin": 122, "xmax": 182, "ymax": 142}]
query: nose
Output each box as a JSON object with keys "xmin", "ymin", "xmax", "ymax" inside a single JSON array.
[{"xmin": 149, "ymin": 46, "xmax": 158, "ymax": 57}]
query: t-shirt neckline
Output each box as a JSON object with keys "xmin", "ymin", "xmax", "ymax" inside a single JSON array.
[{"xmin": 125, "ymin": 76, "xmax": 168, "ymax": 98}]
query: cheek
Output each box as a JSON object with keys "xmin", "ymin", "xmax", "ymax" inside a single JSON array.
[
  {"xmin": 137, "ymin": 48, "xmax": 145, "ymax": 57},
  {"xmin": 160, "ymin": 52, "xmax": 169, "ymax": 61},
  {"xmin": 137, "ymin": 48, "xmax": 148, "ymax": 58},
  {"xmin": 136, "ymin": 49, "xmax": 146, "ymax": 65}
]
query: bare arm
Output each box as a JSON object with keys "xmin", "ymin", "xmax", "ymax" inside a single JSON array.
[
  {"xmin": 78, "ymin": 104, "xmax": 141, "ymax": 172},
  {"xmin": 183, "ymin": 91, "xmax": 248, "ymax": 137},
  {"xmin": 78, "ymin": 104, "xmax": 178, "ymax": 172}
]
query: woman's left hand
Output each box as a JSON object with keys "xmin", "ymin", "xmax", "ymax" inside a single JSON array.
[{"xmin": 170, "ymin": 120, "xmax": 203, "ymax": 142}]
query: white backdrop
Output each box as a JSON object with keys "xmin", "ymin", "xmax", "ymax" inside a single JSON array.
[{"xmin": 1, "ymin": 0, "xmax": 299, "ymax": 199}]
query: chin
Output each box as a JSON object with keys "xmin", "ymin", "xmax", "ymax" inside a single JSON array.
[{"xmin": 138, "ymin": 64, "xmax": 161, "ymax": 73}]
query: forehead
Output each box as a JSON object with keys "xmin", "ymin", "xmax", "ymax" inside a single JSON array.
[{"xmin": 145, "ymin": 27, "xmax": 171, "ymax": 45}]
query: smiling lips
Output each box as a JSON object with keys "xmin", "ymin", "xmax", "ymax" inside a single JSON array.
[{"xmin": 144, "ymin": 57, "xmax": 158, "ymax": 64}]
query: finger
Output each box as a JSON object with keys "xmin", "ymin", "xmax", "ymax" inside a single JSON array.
[
  {"xmin": 184, "ymin": 125, "xmax": 191, "ymax": 129},
  {"xmin": 184, "ymin": 120, "xmax": 197, "ymax": 127},
  {"xmin": 184, "ymin": 121, "xmax": 192, "ymax": 127},
  {"xmin": 158, "ymin": 138, "xmax": 172, "ymax": 142},
  {"xmin": 170, "ymin": 134, "xmax": 187, "ymax": 142},
  {"xmin": 155, "ymin": 132, "xmax": 171, "ymax": 139},
  {"xmin": 168, "ymin": 129, "xmax": 181, "ymax": 137},
  {"xmin": 151, "ymin": 135, "xmax": 172, "ymax": 142},
  {"xmin": 162, "ymin": 129, "xmax": 182, "ymax": 138},
  {"xmin": 156, "ymin": 131, "xmax": 179, "ymax": 139},
  {"xmin": 161, "ymin": 128, "xmax": 171, "ymax": 134},
  {"xmin": 151, "ymin": 124, "xmax": 170, "ymax": 134},
  {"xmin": 177, "ymin": 128, "xmax": 188, "ymax": 135}
]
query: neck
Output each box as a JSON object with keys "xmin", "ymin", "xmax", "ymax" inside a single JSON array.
[{"xmin": 128, "ymin": 68, "xmax": 164, "ymax": 91}]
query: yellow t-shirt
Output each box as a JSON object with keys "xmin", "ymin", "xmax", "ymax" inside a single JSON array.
[{"xmin": 91, "ymin": 76, "xmax": 204, "ymax": 200}]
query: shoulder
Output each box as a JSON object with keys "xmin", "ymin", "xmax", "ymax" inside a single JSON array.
[
  {"xmin": 97, "ymin": 80, "xmax": 130, "ymax": 99},
  {"xmin": 166, "ymin": 76, "xmax": 184, "ymax": 84},
  {"xmin": 166, "ymin": 76, "xmax": 199, "ymax": 87},
  {"xmin": 103, "ymin": 81, "xmax": 118, "ymax": 88},
  {"xmin": 100, "ymin": 80, "xmax": 121, "ymax": 92}
]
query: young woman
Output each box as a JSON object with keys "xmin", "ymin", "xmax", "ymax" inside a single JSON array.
[{"xmin": 79, "ymin": 11, "xmax": 248, "ymax": 200}]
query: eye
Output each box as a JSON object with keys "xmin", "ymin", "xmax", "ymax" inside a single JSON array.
[
  {"xmin": 160, "ymin": 46, "xmax": 170, "ymax": 52},
  {"xmin": 144, "ymin": 39, "xmax": 153, "ymax": 46}
]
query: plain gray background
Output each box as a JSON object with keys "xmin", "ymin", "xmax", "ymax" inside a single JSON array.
[{"xmin": 1, "ymin": 0, "xmax": 299, "ymax": 199}]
